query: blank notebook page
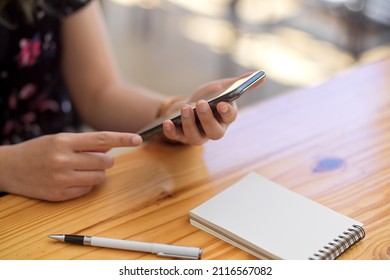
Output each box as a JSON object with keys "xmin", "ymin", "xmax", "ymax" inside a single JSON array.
[{"xmin": 189, "ymin": 172, "xmax": 364, "ymax": 259}]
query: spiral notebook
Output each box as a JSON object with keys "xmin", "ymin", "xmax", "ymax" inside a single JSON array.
[{"xmin": 189, "ymin": 172, "xmax": 365, "ymax": 260}]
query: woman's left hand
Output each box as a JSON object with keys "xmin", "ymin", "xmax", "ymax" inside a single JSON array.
[{"xmin": 161, "ymin": 76, "xmax": 241, "ymax": 145}]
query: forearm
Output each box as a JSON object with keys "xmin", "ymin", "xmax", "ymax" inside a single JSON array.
[
  {"xmin": 0, "ymin": 146, "xmax": 6, "ymax": 193},
  {"xmin": 74, "ymin": 81, "xmax": 165, "ymax": 132},
  {"xmin": 60, "ymin": 1, "xmax": 167, "ymax": 132},
  {"xmin": 0, "ymin": 144, "xmax": 13, "ymax": 193}
]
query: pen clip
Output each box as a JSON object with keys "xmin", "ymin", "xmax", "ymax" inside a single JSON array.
[{"xmin": 156, "ymin": 251, "xmax": 201, "ymax": 260}]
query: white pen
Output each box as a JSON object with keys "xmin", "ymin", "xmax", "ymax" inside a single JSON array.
[{"xmin": 48, "ymin": 234, "xmax": 202, "ymax": 260}]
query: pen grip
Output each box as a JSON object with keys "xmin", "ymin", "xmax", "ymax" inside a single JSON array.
[{"xmin": 64, "ymin": 235, "xmax": 85, "ymax": 245}]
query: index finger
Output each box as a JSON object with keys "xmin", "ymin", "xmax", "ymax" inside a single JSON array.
[{"xmin": 69, "ymin": 131, "xmax": 143, "ymax": 151}]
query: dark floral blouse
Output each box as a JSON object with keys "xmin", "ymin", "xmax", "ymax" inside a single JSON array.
[{"xmin": 0, "ymin": 0, "xmax": 91, "ymax": 145}]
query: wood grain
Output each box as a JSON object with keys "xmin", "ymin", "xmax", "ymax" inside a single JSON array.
[{"xmin": 1, "ymin": 58, "xmax": 389, "ymax": 259}]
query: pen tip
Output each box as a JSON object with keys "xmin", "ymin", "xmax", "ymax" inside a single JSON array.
[{"xmin": 48, "ymin": 234, "xmax": 63, "ymax": 241}]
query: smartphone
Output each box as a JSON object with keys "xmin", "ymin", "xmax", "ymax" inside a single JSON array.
[{"xmin": 137, "ymin": 70, "xmax": 266, "ymax": 140}]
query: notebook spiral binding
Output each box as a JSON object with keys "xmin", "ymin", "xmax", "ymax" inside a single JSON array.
[{"xmin": 309, "ymin": 225, "xmax": 365, "ymax": 260}]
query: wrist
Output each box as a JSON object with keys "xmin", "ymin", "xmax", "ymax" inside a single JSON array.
[{"xmin": 157, "ymin": 96, "xmax": 188, "ymax": 118}]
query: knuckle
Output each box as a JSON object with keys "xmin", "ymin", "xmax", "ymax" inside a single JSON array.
[
  {"xmin": 51, "ymin": 133, "xmax": 71, "ymax": 147},
  {"xmin": 50, "ymin": 154, "xmax": 69, "ymax": 170},
  {"xmin": 96, "ymin": 132, "xmax": 109, "ymax": 146},
  {"xmin": 119, "ymin": 135, "xmax": 128, "ymax": 146}
]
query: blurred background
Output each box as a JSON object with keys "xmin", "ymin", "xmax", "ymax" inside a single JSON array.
[{"xmin": 101, "ymin": 0, "xmax": 390, "ymax": 108}]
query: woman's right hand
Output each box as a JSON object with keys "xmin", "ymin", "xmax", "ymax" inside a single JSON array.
[{"xmin": 0, "ymin": 131, "xmax": 142, "ymax": 201}]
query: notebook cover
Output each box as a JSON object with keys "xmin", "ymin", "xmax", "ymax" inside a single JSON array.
[{"xmin": 189, "ymin": 172, "xmax": 364, "ymax": 259}]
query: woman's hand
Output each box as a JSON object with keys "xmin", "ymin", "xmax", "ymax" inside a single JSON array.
[
  {"xmin": 0, "ymin": 132, "xmax": 142, "ymax": 201},
  {"xmin": 161, "ymin": 73, "xmax": 262, "ymax": 145}
]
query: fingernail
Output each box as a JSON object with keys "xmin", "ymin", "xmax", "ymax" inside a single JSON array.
[
  {"xmin": 163, "ymin": 123, "xmax": 172, "ymax": 132},
  {"xmin": 132, "ymin": 135, "xmax": 143, "ymax": 145},
  {"xmin": 198, "ymin": 101, "xmax": 208, "ymax": 113},
  {"xmin": 220, "ymin": 103, "xmax": 229, "ymax": 114},
  {"xmin": 182, "ymin": 107, "xmax": 191, "ymax": 118}
]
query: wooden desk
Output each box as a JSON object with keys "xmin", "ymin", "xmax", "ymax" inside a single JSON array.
[{"xmin": 1, "ymin": 58, "xmax": 390, "ymax": 260}]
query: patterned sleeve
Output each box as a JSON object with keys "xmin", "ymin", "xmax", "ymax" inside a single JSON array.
[{"xmin": 49, "ymin": 0, "xmax": 92, "ymax": 18}]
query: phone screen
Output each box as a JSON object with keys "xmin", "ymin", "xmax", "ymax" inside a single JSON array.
[{"xmin": 138, "ymin": 70, "xmax": 266, "ymax": 140}]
